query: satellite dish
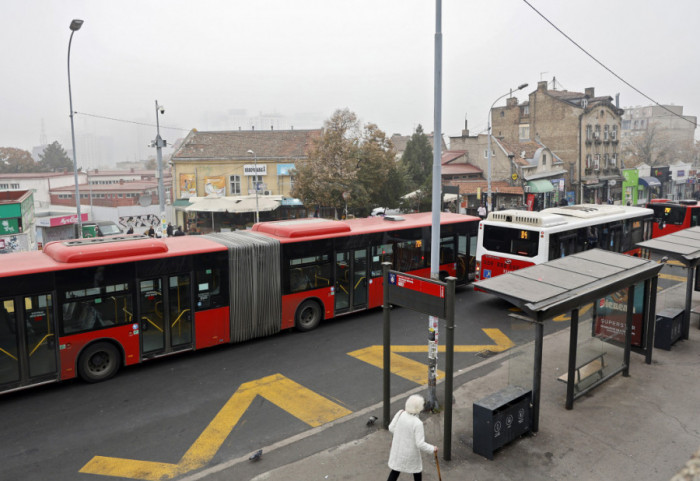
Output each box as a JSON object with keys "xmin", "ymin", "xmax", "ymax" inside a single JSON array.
[{"xmin": 139, "ymin": 193, "xmax": 152, "ymax": 207}]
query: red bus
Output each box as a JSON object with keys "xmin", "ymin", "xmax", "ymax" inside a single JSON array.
[
  {"xmin": 0, "ymin": 212, "xmax": 479, "ymax": 393},
  {"xmin": 646, "ymin": 199, "xmax": 700, "ymax": 238}
]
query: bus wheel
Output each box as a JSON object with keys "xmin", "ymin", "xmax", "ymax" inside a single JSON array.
[
  {"xmin": 78, "ymin": 342, "xmax": 121, "ymax": 383},
  {"xmin": 295, "ymin": 300, "xmax": 322, "ymax": 332}
]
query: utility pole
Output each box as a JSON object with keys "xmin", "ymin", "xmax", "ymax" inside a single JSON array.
[
  {"xmin": 152, "ymin": 100, "xmax": 167, "ymax": 235},
  {"xmin": 427, "ymin": 0, "xmax": 442, "ymax": 411}
]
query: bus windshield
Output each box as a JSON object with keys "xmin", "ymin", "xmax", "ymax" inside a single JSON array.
[{"xmin": 483, "ymin": 225, "xmax": 538, "ymax": 257}]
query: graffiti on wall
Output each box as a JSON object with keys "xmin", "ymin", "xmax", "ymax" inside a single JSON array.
[
  {"xmin": 118, "ymin": 214, "xmax": 161, "ymax": 233},
  {"xmin": 0, "ymin": 236, "xmax": 22, "ymax": 254}
]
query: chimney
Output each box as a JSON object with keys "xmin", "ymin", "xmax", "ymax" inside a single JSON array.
[
  {"xmin": 506, "ymin": 97, "xmax": 518, "ymax": 107},
  {"xmin": 537, "ymin": 81, "xmax": 548, "ymax": 91},
  {"xmin": 615, "ymin": 93, "xmax": 620, "ymax": 108},
  {"xmin": 585, "ymin": 87, "xmax": 595, "ymax": 98},
  {"xmin": 462, "ymin": 118, "xmax": 469, "ymax": 137}
]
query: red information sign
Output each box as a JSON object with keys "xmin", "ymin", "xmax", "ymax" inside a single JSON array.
[{"xmin": 390, "ymin": 272, "xmax": 445, "ymax": 298}]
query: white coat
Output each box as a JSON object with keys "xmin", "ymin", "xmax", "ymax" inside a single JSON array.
[{"xmin": 388, "ymin": 410, "xmax": 435, "ymax": 473}]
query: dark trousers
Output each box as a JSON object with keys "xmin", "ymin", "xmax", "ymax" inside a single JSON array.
[{"xmin": 387, "ymin": 470, "xmax": 422, "ymax": 481}]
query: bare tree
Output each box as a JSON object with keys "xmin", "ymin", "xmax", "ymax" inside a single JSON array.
[{"xmin": 623, "ymin": 124, "xmax": 672, "ymax": 167}]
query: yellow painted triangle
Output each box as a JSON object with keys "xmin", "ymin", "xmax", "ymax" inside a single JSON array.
[
  {"xmin": 347, "ymin": 328, "xmax": 514, "ymax": 384},
  {"xmin": 79, "ymin": 373, "xmax": 351, "ymax": 480},
  {"xmin": 552, "ymin": 302, "xmax": 593, "ymax": 322}
]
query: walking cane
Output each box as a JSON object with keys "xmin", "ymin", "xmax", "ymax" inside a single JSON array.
[{"xmin": 434, "ymin": 451, "xmax": 442, "ymax": 481}]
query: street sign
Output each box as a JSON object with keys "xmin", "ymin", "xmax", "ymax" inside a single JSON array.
[{"xmin": 387, "ymin": 270, "xmax": 446, "ymax": 318}]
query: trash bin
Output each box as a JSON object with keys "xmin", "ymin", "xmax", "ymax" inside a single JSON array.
[
  {"xmin": 655, "ymin": 307, "xmax": 683, "ymax": 351},
  {"xmin": 473, "ymin": 385, "xmax": 532, "ymax": 460}
]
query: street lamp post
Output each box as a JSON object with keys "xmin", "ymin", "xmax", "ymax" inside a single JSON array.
[
  {"xmin": 153, "ymin": 101, "xmax": 166, "ymax": 235},
  {"xmin": 247, "ymin": 150, "xmax": 259, "ymax": 223},
  {"xmin": 68, "ymin": 18, "xmax": 84, "ymax": 238},
  {"xmin": 487, "ymin": 83, "xmax": 528, "ymax": 213}
]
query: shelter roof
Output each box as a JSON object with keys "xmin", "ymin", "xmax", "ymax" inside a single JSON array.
[
  {"xmin": 476, "ymin": 249, "xmax": 662, "ymax": 321},
  {"xmin": 637, "ymin": 226, "xmax": 700, "ymax": 265}
]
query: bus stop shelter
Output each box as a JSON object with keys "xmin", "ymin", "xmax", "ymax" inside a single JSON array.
[
  {"xmin": 477, "ymin": 249, "xmax": 662, "ymax": 430},
  {"xmin": 638, "ymin": 226, "xmax": 700, "ymax": 340}
]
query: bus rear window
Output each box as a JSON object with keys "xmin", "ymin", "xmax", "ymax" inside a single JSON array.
[
  {"xmin": 483, "ymin": 225, "xmax": 538, "ymax": 257},
  {"xmin": 650, "ymin": 205, "xmax": 685, "ymax": 225}
]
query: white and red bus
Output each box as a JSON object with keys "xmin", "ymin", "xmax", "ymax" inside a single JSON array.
[
  {"xmin": 475, "ymin": 204, "xmax": 653, "ymax": 282},
  {"xmin": 646, "ymin": 199, "xmax": 700, "ymax": 238},
  {"xmin": 0, "ymin": 212, "xmax": 479, "ymax": 393}
]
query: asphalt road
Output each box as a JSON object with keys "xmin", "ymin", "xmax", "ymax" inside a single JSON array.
[{"xmin": 1, "ymin": 263, "xmax": 685, "ymax": 481}]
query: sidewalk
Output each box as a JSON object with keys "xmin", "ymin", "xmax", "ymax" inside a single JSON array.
[{"xmin": 200, "ymin": 284, "xmax": 700, "ymax": 481}]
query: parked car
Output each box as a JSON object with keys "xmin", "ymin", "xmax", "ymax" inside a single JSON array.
[{"xmin": 80, "ymin": 221, "xmax": 123, "ymax": 238}]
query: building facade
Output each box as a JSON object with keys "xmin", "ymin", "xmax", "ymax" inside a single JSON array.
[
  {"xmin": 171, "ymin": 128, "xmax": 321, "ymax": 200},
  {"xmin": 490, "ymin": 81, "xmax": 624, "ymax": 204}
]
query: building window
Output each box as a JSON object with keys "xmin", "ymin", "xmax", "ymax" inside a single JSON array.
[
  {"xmin": 519, "ymin": 124, "xmax": 530, "ymax": 140},
  {"xmin": 586, "ymin": 125, "xmax": 593, "ymax": 140},
  {"xmin": 542, "ymin": 153, "xmax": 547, "ymax": 165},
  {"xmin": 594, "ymin": 125, "xmax": 601, "ymax": 140},
  {"xmin": 229, "ymin": 175, "xmax": 241, "ymax": 195},
  {"xmin": 586, "ymin": 154, "xmax": 592, "ymax": 169},
  {"xmin": 612, "ymin": 125, "xmax": 618, "ymax": 141},
  {"xmin": 604, "ymin": 125, "xmax": 609, "ymax": 141},
  {"xmin": 611, "ymin": 153, "xmax": 617, "ymax": 167},
  {"xmin": 604, "ymin": 153, "xmax": 609, "ymax": 167},
  {"xmin": 594, "ymin": 154, "xmax": 600, "ymax": 170}
]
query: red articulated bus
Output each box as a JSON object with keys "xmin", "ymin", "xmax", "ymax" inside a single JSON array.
[
  {"xmin": 646, "ymin": 199, "xmax": 700, "ymax": 238},
  {"xmin": 0, "ymin": 212, "xmax": 479, "ymax": 394}
]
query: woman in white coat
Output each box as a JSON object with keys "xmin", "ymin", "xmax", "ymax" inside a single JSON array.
[{"xmin": 387, "ymin": 394, "xmax": 437, "ymax": 481}]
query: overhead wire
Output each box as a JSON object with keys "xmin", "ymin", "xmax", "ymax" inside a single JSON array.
[{"xmin": 522, "ymin": 0, "xmax": 696, "ymax": 127}]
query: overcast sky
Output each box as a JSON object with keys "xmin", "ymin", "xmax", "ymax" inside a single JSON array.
[{"xmin": 2, "ymin": 0, "xmax": 698, "ymax": 168}]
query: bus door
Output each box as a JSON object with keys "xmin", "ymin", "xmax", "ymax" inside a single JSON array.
[
  {"xmin": 334, "ymin": 248, "xmax": 368, "ymax": 314},
  {"xmin": 0, "ymin": 294, "xmax": 59, "ymax": 390},
  {"xmin": 138, "ymin": 274, "xmax": 193, "ymax": 357}
]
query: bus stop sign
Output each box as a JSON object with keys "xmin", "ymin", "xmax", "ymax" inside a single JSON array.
[{"xmin": 387, "ymin": 271, "xmax": 446, "ymax": 318}]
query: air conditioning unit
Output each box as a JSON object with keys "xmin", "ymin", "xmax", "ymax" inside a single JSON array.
[{"xmin": 263, "ymin": 190, "xmax": 271, "ymax": 195}]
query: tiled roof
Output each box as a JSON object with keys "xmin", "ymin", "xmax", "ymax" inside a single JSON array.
[
  {"xmin": 441, "ymin": 163, "xmax": 481, "ymax": 175},
  {"xmin": 445, "ymin": 180, "xmax": 523, "ymax": 195},
  {"xmin": 172, "ymin": 129, "xmax": 322, "ymax": 161},
  {"xmin": 0, "ymin": 172, "xmax": 73, "ymax": 179},
  {"xmin": 51, "ymin": 181, "xmax": 160, "ymax": 192},
  {"xmin": 441, "ymin": 150, "xmax": 468, "ymax": 164}
]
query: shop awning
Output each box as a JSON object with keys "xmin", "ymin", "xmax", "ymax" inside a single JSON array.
[
  {"xmin": 185, "ymin": 195, "xmax": 281, "ymax": 213},
  {"xmin": 527, "ymin": 179, "xmax": 554, "ymax": 193},
  {"xmin": 639, "ymin": 176, "xmax": 661, "ymax": 188}
]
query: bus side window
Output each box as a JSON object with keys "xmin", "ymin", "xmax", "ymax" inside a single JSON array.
[
  {"xmin": 286, "ymin": 255, "xmax": 332, "ymax": 293},
  {"xmin": 370, "ymin": 243, "xmax": 393, "ymax": 277},
  {"xmin": 692, "ymin": 209, "xmax": 700, "ymax": 227},
  {"xmin": 196, "ymin": 267, "xmax": 227, "ymax": 310}
]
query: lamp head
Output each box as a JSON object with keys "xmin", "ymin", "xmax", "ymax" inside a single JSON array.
[
  {"xmin": 517, "ymin": 83, "xmax": 528, "ymax": 90},
  {"xmin": 247, "ymin": 149, "xmax": 254, "ymax": 155},
  {"xmin": 70, "ymin": 19, "xmax": 84, "ymax": 31}
]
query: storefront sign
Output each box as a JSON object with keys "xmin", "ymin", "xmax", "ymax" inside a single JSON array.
[
  {"xmin": 244, "ymin": 165, "xmax": 267, "ymax": 176},
  {"xmin": 35, "ymin": 213, "xmax": 88, "ymax": 227},
  {"xmin": 277, "ymin": 164, "xmax": 295, "ymax": 176}
]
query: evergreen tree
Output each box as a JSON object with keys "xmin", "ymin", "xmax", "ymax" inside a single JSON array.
[
  {"xmin": 38, "ymin": 141, "xmax": 73, "ymax": 172},
  {"xmin": 399, "ymin": 125, "xmax": 434, "ymax": 211}
]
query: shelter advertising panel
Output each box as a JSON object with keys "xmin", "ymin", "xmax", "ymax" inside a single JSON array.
[{"xmin": 594, "ymin": 283, "xmax": 645, "ymax": 346}]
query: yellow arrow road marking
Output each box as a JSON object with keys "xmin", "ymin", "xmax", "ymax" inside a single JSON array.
[
  {"xmin": 347, "ymin": 329, "xmax": 514, "ymax": 384},
  {"xmin": 80, "ymin": 374, "xmax": 351, "ymax": 480}
]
